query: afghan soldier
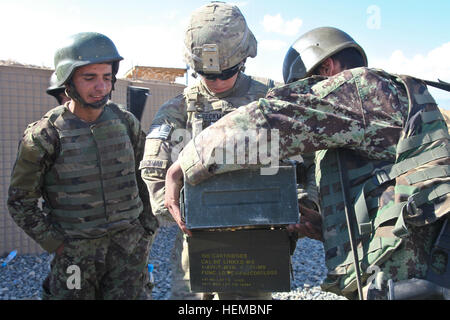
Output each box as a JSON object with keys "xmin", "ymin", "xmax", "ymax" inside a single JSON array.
[
  {"xmin": 140, "ymin": 1, "xmax": 278, "ymax": 300},
  {"xmin": 282, "ymin": 27, "xmax": 450, "ymax": 299},
  {"xmin": 283, "ymin": 27, "xmax": 369, "ymax": 242},
  {"xmin": 7, "ymin": 32, "xmax": 158, "ymax": 300},
  {"xmin": 164, "ymin": 34, "xmax": 450, "ymax": 299},
  {"xmin": 46, "ymin": 72, "xmax": 71, "ymax": 105}
]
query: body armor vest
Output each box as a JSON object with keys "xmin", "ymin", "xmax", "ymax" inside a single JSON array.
[
  {"xmin": 316, "ymin": 75, "xmax": 450, "ymax": 296},
  {"xmin": 185, "ymin": 73, "xmax": 273, "ymax": 138},
  {"xmin": 43, "ymin": 103, "xmax": 142, "ymax": 238}
]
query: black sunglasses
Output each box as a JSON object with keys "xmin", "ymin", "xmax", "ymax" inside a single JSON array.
[{"xmin": 198, "ymin": 64, "xmax": 241, "ymax": 81}]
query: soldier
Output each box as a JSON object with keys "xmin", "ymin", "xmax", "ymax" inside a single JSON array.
[
  {"xmin": 140, "ymin": 1, "xmax": 278, "ymax": 300},
  {"xmin": 283, "ymin": 27, "xmax": 369, "ymax": 242},
  {"xmin": 282, "ymin": 27, "xmax": 450, "ymax": 273},
  {"xmin": 46, "ymin": 72, "xmax": 71, "ymax": 105},
  {"xmin": 164, "ymin": 33, "xmax": 450, "ymax": 299},
  {"xmin": 7, "ymin": 32, "xmax": 158, "ymax": 300}
]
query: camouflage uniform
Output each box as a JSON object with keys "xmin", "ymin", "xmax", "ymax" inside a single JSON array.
[
  {"xmin": 177, "ymin": 67, "xmax": 450, "ymax": 299},
  {"xmin": 141, "ymin": 2, "xmax": 278, "ymax": 300},
  {"xmin": 8, "ymin": 101, "xmax": 158, "ymax": 299},
  {"xmin": 141, "ymin": 73, "xmax": 276, "ymax": 300},
  {"xmin": 283, "ymin": 26, "xmax": 369, "ymax": 213}
]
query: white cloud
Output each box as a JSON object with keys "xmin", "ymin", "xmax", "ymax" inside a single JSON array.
[
  {"xmin": 372, "ymin": 42, "xmax": 450, "ymax": 108},
  {"xmin": 0, "ymin": 2, "xmax": 189, "ymax": 76},
  {"xmin": 374, "ymin": 43, "xmax": 450, "ymax": 81},
  {"xmin": 262, "ymin": 14, "xmax": 302, "ymax": 36}
]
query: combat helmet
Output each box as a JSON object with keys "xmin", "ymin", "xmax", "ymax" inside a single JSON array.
[
  {"xmin": 184, "ymin": 1, "xmax": 257, "ymax": 75},
  {"xmin": 283, "ymin": 27, "xmax": 367, "ymax": 83},
  {"xmin": 53, "ymin": 32, "xmax": 123, "ymax": 86},
  {"xmin": 46, "ymin": 72, "xmax": 65, "ymax": 97}
]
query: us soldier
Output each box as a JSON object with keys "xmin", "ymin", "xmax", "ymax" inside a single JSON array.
[
  {"xmin": 164, "ymin": 28, "xmax": 450, "ymax": 300},
  {"xmin": 46, "ymin": 72, "xmax": 71, "ymax": 105},
  {"xmin": 7, "ymin": 32, "xmax": 158, "ymax": 300},
  {"xmin": 140, "ymin": 1, "xmax": 278, "ymax": 300}
]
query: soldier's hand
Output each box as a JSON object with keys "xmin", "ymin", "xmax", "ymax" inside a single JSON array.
[
  {"xmin": 287, "ymin": 204, "xmax": 323, "ymax": 241},
  {"xmin": 164, "ymin": 160, "xmax": 192, "ymax": 237}
]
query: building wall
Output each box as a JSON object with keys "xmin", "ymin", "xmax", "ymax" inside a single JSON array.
[
  {"xmin": 123, "ymin": 66, "xmax": 186, "ymax": 83},
  {"xmin": 0, "ymin": 65, "xmax": 184, "ymax": 256}
]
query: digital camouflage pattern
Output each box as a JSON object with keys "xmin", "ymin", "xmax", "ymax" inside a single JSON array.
[
  {"xmin": 141, "ymin": 72, "xmax": 275, "ymax": 300},
  {"xmin": 39, "ymin": 104, "xmax": 143, "ymax": 237},
  {"xmin": 8, "ymin": 101, "xmax": 158, "ymax": 299},
  {"xmin": 142, "ymin": 2, "xmax": 269, "ymax": 300},
  {"xmin": 8, "ymin": 102, "xmax": 158, "ymax": 251},
  {"xmin": 178, "ymin": 67, "xmax": 450, "ymax": 299},
  {"xmin": 313, "ymin": 74, "xmax": 450, "ymax": 298},
  {"xmin": 183, "ymin": 2, "xmax": 257, "ymax": 73},
  {"xmin": 180, "ymin": 68, "xmax": 409, "ymax": 183},
  {"xmin": 141, "ymin": 73, "xmax": 275, "ymax": 224},
  {"xmin": 42, "ymin": 221, "xmax": 154, "ymax": 300}
]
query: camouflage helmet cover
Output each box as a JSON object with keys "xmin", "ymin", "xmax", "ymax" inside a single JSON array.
[
  {"xmin": 184, "ymin": 1, "xmax": 257, "ymax": 73},
  {"xmin": 53, "ymin": 32, "xmax": 123, "ymax": 86},
  {"xmin": 283, "ymin": 26, "xmax": 368, "ymax": 83}
]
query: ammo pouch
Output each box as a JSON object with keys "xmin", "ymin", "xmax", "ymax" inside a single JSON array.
[
  {"xmin": 380, "ymin": 217, "xmax": 450, "ymax": 300},
  {"xmin": 319, "ymin": 74, "xmax": 450, "ymax": 298},
  {"xmin": 353, "ymin": 75, "xmax": 450, "ymax": 240}
]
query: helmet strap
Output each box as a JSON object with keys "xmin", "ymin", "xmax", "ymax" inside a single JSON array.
[
  {"xmin": 65, "ymin": 81, "xmax": 109, "ymax": 110},
  {"xmin": 237, "ymin": 60, "xmax": 246, "ymax": 73}
]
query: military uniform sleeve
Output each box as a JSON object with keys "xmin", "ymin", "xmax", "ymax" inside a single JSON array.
[
  {"xmin": 297, "ymin": 152, "xmax": 319, "ymax": 210},
  {"xmin": 140, "ymin": 95, "xmax": 188, "ymax": 225},
  {"xmin": 125, "ymin": 111, "xmax": 159, "ymax": 234},
  {"xmin": 7, "ymin": 120, "xmax": 65, "ymax": 253},
  {"xmin": 179, "ymin": 68, "xmax": 407, "ymax": 186}
]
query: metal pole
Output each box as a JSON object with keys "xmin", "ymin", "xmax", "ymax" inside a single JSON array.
[{"xmin": 336, "ymin": 149, "xmax": 364, "ymax": 300}]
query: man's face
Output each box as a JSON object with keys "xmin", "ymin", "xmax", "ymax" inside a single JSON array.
[
  {"xmin": 202, "ymin": 72, "xmax": 239, "ymax": 94},
  {"xmin": 71, "ymin": 63, "xmax": 113, "ymax": 105},
  {"xmin": 316, "ymin": 58, "xmax": 344, "ymax": 77}
]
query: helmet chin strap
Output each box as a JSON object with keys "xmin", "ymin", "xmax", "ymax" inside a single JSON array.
[{"xmin": 65, "ymin": 81, "xmax": 110, "ymax": 109}]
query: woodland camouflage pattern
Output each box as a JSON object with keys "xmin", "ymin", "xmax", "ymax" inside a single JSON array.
[
  {"xmin": 178, "ymin": 67, "xmax": 450, "ymax": 299},
  {"xmin": 41, "ymin": 221, "xmax": 153, "ymax": 300},
  {"xmin": 7, "ymin": 102, "xmax": 158, "ymax": 299}
]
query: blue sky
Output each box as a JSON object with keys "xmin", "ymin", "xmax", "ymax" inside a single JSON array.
[{"xmin": 1, "ymin": 0, "xmax": 449, "ymax": 107}]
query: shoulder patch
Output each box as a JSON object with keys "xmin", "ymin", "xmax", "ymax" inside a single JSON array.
[{"xmin": 147, "ymin": 124, "xmax": 173, "ymax": 140}]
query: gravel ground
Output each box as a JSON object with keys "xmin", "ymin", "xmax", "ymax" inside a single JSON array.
[{"xmin": 0, "ymin": 225, "xmax": 346, "ymax": 300}]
